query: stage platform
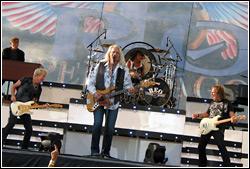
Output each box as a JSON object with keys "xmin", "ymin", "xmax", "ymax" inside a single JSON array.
[
  {"xmin": 2, "ymin": 82, "xmax": 248, "ymax": 167},
  {"xmin": 2, "ymin": 147, "xmax": 173, "ymax": 167}
]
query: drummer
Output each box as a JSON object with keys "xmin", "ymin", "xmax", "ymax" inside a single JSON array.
[{"xmin": 126, "ymin": 50, "xmax": 145, "ymax": 84}]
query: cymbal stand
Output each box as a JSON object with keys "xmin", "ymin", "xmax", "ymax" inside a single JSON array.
[
  {"xmin": 166, "ymin": 38, "xmax": 180, "ymax": 108},
  {"xmin": 81, "ymin": 30, "xmax": 107, "ymax": 99},
  {"xmin": 169, "ymin": 59, "xmax": 178, "ymax": 108},
  {"xmin": 168, "ymin": 38, "xmax": 182, "ymax": 62}
]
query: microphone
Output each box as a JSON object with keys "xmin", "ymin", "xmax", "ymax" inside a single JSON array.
[
  {"xmin": 113, "ymin": 53, "xmax": 116, "ymax": 59},
  {"xmin": 166, "ymin": 37, "xmax": 169, "ymax": 47},
  {"xmin": 104, "ymin": 29, "xmax": 107, "ymax": 39},
  {"xmin": 240, "ymin": 74, "xmax": 247, "ymax": 78}
]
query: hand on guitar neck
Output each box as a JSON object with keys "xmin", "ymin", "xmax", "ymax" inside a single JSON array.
[
  {"xmin": 199, "ymin": 115, "xmax": 246, "ymax": 135},
  {"xmin": 11, "ymin": 101, "xmax": 63, "ymax": 116}
]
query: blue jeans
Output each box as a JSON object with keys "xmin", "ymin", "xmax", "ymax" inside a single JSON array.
[{"xmin": 91, "ymin": 107, "xmax": 118, "ymax": 155}]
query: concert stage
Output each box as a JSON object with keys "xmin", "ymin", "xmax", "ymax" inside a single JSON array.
[
  {"xmin": 2, "ymin": 82, "xmax": 248, "ymax": 167},
  {"xmin": 2, "ymin": 147, "xmax": 171, "ymax": 167}
]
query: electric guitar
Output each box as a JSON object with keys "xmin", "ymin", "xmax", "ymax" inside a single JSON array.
[
  {"xmin": 200, "ymin": 115, "xmax": 246, "ymax": 135},
  {"xmin": 11, "ymin": 101, "xmax": 63, "ymax": 116},
  {"xmin": 86, "ymin": 81, "xmax": 156, "ymax": 112}
]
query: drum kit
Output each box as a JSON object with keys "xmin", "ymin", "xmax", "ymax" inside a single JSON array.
[
  {"xmin": 85, "ymin": 41, "xmax": 180, "ymax": 109},
  {"xmin": 126, "ymin": 46, "xmax": 179, "ymax": 108}
]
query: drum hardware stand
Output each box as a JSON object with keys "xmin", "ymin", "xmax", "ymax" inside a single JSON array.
[
  {"xmin": 81, "ymin": 29, "xmax": 107, "ymax": 99},
  {"xmin": 168, "ymin": 38, "xmax": 182, "ymax": 61},
  {"xmin": 164, "ymin": 38, "xmax": 182, "ymax": 108}
]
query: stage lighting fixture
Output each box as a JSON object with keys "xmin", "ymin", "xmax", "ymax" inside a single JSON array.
[
  {"xmin": 144, "ymin": 143, "xmax": 168, "ymax": 164},
  {"xmin": 39, "ymin": 132, "xmax": 62, "ymax": 152}
]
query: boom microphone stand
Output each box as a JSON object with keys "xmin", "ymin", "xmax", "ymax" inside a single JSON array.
[{"xmin": 81, "ymin": 29, "xmax": 107, "ymax": 99}]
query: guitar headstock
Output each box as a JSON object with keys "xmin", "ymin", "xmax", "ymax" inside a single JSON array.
[
  {"xmin": 238, "ymin": 116, "xmax": 247, "ymax": 120},
  {"xmin": 140, "ymin": 81, "xmax": 156, "ymax": 88}
]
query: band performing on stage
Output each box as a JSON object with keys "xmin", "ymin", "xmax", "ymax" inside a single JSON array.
[{"xmin": 2, "ymin": 2, "xmax": 248, "ymax": 168}]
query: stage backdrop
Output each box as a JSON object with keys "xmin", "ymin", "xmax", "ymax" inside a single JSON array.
[{"xmin": 2, "ymin": 2, "xmax": 248, "ymax": 110}]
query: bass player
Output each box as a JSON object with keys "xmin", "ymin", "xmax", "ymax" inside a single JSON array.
[{"xmin": 87, "ymin": 45, "xmax": 135, "ymax": 158}]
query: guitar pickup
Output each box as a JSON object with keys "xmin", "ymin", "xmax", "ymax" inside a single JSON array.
[{"xmin": 86, "ymin": 99, "xmax": 91, "ymax": 105}]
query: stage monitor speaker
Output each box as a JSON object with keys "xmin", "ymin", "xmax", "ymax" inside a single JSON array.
[{"xmin": 144, "ymin": 143, "xmax": 168, "ymax": 164}]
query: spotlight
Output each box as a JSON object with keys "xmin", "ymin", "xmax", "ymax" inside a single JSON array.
[
  {"xmin": 39, "ymin": 132, "xmax": 62, "ymax": 152},
  {"xmin": 144, "ymin": 143, "xmax": 168, "ymax": 164}
]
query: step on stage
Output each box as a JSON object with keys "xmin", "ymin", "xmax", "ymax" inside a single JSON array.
[{"xmin": 2, "ymin": 147, "xmax": 173, "ymax": 167}]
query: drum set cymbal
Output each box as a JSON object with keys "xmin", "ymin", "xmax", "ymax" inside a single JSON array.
[
  {"xmin": 89, "ymin": 48, "xmax": 104, "ymax": 53},
  {"xmin": 148, "ymin": 61, "xmax": 164, "ymax": 67},
  {"xmin": 129, "ymin": 70, "xmax": 140, "ymax": 78},
  {"xmin": 99, "ymin": 43, "xmax": 113, "ymax": 48},
  {"xmin": 147, "ymin": 48, "xmax": 170, "ymax": 54},
  {"xmin": 148, "ymin": 71, "xmax": 161, "ymax": 74},
  {"xmin": 161, "ymin": 57, "xmax": 179, "ymax": 62}
]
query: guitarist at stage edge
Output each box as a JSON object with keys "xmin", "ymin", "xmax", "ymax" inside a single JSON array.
[
  {"xmin": 87, "ymin": 45, "xmax": 135, "ymax": 158},
  {"xmin": 192, "ymin": 85, "xmax": 238, "ymax": 167},
  {"xmin": 2, "ymin": 68, "xmax": 48, "ymax": 149}
]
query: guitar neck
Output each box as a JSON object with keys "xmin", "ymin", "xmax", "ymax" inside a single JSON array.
[
  {"xmin": 214, "ymin": 118, "xmax": 231, "ymax": 125},
  {"xmin": 107, "ymin": 89, "xmax": 128, "ymax": 98},
  {"xmin": 29, "ymin": 105, "xmax": 58, "ymax": 109},
  {"xmin": 106, "ymin": 85, "xmax": 140, "ymax": 98}
]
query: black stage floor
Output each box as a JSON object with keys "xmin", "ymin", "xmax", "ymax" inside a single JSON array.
[{"xmin": 2, "ymin": 147, "xmax": 173, "ymax": 167}]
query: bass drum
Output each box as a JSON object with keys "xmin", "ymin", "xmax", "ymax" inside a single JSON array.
[{"xmin": 142, "ymin": 77, "xmax": 171, "ymax": 107}]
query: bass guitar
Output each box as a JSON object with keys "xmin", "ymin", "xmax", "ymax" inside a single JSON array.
[
  {"xmin": 200, "ymin": 115, "xmax": 246, "ymax": 135},
  {"xmin": 11, "ymin": 101, "xmax": 63, "ymax": 116},
  {"xmin": 86, "ymin": 81, "xmax": 155, "ymax": 112}
]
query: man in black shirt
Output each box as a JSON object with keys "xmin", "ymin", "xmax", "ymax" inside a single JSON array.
[
  {"xmin": 2, "ymin": 68, "xmax": 48, "ymax": 149},
  {"xmin": 192, "ymin": 85, "xmax": 238, "ymax": 167},
  {"xmin": 2, "ymin": 37, "xmax": 25, "ymax": 98},
  {"xmin": 2, "ymin": 37, "xmax": 25, "ymax": 61}
]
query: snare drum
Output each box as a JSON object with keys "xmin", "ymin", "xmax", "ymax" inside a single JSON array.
[{"xmin": 142, "ymin": 77, "xmax": 171, "ymax": 107}]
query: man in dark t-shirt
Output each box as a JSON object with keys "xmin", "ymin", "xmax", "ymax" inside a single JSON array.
[
  {"xmin": 2, "ymin": 37, "xmax": 25, "ymax": 95},
  {"xmin": 192, "ymin": 85, "xmax": 238, "ymax": 167},
  {"xmin": 2, "ymin": 68, "xmax": 47, "ymax": 149},
  {"xmin": 2, "ymin": 37, "xmax": 25, "ymax": 61}
]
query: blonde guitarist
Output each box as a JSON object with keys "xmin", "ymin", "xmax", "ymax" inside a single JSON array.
[
  {"xmin": 2, "ymin": 68, "xmax": 48, "ymax": 150},
  {"xmin": 87, "ymin": 45, "xmax": 135, "ymax": 158},
  {"xmin": 192, "ymin": 85, "xmax": 238, "ymax": 167}
]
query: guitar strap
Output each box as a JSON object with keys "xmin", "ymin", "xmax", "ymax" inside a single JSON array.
[
  {"xmin": 222, "ymin": 100, "xmax": 234, "ymax": 130},
  {"xmin": 95, "ymin": 62, "xmax": 106, "ymax": 91},
  {"xmin": 114, "ymin": 68, "xmax": 125, "ymax": 104}
]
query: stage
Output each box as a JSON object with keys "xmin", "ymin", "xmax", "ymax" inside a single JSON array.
[
  {"xmin": 2, "ymin": 147, "xmax": 173, "ymax": 167},
  {"xmin": 1, "ymin": 82, "xmax": 248, "ymax": 167}
]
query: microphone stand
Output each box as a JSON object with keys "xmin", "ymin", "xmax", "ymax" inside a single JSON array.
[
  {"xmin": 168, "ymin": 39, "xmax": 182, "ymax": 61},
  {"xmin": 82, "ymin": 30, "xmax": 106, "ymax": 99},
  {"xmin": 101, "ymin": 57, "xmax": 115, "ymax": 157}
]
